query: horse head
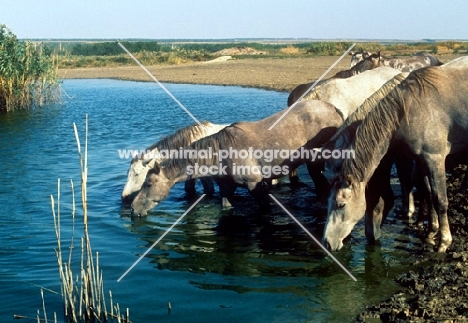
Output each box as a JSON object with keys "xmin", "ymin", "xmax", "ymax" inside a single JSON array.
[
  {"xmin": 367, "ymin": 51, "xmax": 383, "ymax": 69},
  {"xmin": 130, "ymin": 161, "xmax": 174, "ymax": 216},
  {"xmin": 322, "ymin": 174, "xmax": 366, "ymax": 251},
  {"xmin": 349, "ymin": 50, "xmax": 371, "ymax": 68},
  {"xmin": 121, "ymin": 150, "xmax": 161, "ymax": 203}
]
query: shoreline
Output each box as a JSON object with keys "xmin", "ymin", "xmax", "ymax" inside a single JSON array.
[
  {"xmin": 57, "ymin": 56, "xmax": 351, "ymax": 93},
  {"xmin": 57, "ymin": 54, "xmax": 463, "ymax": 93}
]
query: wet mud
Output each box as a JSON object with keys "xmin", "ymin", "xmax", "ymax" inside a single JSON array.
[{"xmin": 357, "ymin": 165, "xmax": 468, "ymax": 323}]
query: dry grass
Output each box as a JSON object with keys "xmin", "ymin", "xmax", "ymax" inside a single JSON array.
[
  {"xmin": 279, "ymin": 46, "xmax": 301, "ymax": 55},
  {"xmin": 29, "ymin": 115, "xmax": 132, "ymax": 322}
]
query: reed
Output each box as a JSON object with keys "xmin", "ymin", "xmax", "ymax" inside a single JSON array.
[
  {"xmin": 0, "ymin": 24, "xmax": 60, "ymax": 111},
  {"xmin": 43, "ymin": 115, "xmax": 130, "ymax": 322}
]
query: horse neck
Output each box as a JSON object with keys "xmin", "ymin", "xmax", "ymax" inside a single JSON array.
[
  {"xmin": 161, "ymin": 135, "xmax": 221, "ymax": 182},
  {"xmin": 147, "ymin": 122, "xmax": 216, "ymax": 152},
  {"xmin": 161, "ymin": 158, "xmax": 191, "ymax": 183},
  {"xmin": 342, "ymin": 92, "xmax": 406, "ymax": 183}
]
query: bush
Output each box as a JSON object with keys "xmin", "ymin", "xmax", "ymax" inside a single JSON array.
[
  {"xmin": 70, "ymin": 41, "xmax": 161, "ymax": 56},
  {"xmin": 0, "ymin": 24, "xmax": 60, "ymax": 111}
]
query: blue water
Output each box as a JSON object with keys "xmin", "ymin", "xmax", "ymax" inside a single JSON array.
[{"xmin": 0, "ymin": 79, "xmax": 420, "ymax": 322}]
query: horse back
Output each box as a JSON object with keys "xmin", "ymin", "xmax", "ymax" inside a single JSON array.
[
  {"xmin": 224, "ymin": 100, "xmax": 343, "ymax": 150},
  {"xmin": 396, "ymin": 67, "xmax": 468, "ymax": 154}
]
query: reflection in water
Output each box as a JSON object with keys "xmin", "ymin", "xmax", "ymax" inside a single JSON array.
[
  {"xmin": 122, "ymin": 166, "xmax": 417, "ymax": 318},
  {"xmin": 126, "ymin": 179, "xmax": 326, "ymax": 278},
  {"xmin": 122, "ymin": 165, "xmax": 424, "ymax": 321}
]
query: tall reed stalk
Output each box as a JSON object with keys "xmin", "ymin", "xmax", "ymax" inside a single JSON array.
[{"xmin": 46, "ymin": 115, "xmax": 130, "ymax": 322}]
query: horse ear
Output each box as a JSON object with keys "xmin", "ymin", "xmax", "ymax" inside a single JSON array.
[
  {"xmin": 141, "ymin": 158, "xmax": 153, "ymax": 168},
  {"xmin": 349, "ymin": 51, "xmax": 355, "ymax": 56},
  {"xmin": 152, "ymin": 162, "xmax": 161, "ymax": 174},
  {"xmin": 345, "ymin": 174, "xmax": 354, "ymax": 186},
  {"xmin": 143, "ymin": 156, "xmax": 161, "ymax": 169}
]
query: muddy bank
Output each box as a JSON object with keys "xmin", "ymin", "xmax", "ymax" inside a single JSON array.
[{"xmin": 357, "ymin": 165, "xmax": 468, "ymax": 323}]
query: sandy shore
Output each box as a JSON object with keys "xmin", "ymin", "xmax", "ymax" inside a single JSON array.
[
  {"xmin": 58, "ymin": 57, "xmax": 351, "ymax": 93},
  {"xmin": 58, "ymin": 54, "xmax": 462, "ymax": 93}
]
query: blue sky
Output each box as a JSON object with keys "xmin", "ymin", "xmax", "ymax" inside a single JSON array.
[{"xmin": 2, "ymin": 0, "xmax": 467, "ymax": 40}]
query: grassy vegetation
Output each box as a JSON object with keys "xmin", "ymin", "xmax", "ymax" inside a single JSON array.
[
  {"xmin": 0, "ymin": 24, "xmax": 60, "ymax": 111},
  {"xmin": 48, "ymin": 39, "xmax": 468, "ymax": 70}
]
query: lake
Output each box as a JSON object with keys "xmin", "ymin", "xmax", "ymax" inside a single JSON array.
[{"xmin": 0, "ymin": 79, "xmax": 421, "ymax": 322}]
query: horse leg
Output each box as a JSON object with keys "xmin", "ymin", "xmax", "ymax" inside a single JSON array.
[
  {"xmin": 200, "ymin": 177, "xmax": 215, "ymax": 195},
  {"xmin": 365, "ymin": 195, "xmax": 386, "ymax": 243},
  {"xmin": 395, "ymin": 154, "xmax": 415, "ymax": 218},
  {"xmin": 412, "ymin": 168, "xmax": 431, "ymax": 229},
  {"xmin": 215, "ymin": 178, "xmax": 236, "ymax": 208},
  {"xmin": 365, "ymin": 154, "xmax": 394, "ymax": 242},
  {"xmin": 288, "ymin": 168, "xmax": 301, "ymax": 186},
  {"xmin": 418, "ymin": 155, "xmax": 451, "ymax": 252},
  {"xmin": 247, "ymin": 181, "xmax": 270, "ymax": 211},
  {"xmin": 184, "ymin": 178, "xmax": 197, "ymax": 196},
  {"xmin": 306, "ymin": 159, "xmax": 329, "ymax": 204}
]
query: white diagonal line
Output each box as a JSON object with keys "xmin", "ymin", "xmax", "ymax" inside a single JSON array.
[
  {"xmin": 118, "ymin": 194, "xmax": 206, "ymax": 282},
  {"xmin": 117, "ymin": 41, "xmax": 203, "ymax": 127},
  {"xmin": 269, "ymin": 194, "xmax": 357, "ymax": 281},
  {"xmin": 268, "ymin": 43, "xmax": 356, "ymax": 130}
]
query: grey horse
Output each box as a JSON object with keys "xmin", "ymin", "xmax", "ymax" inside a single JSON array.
[
  {"xmin": 131, "ymin": 100, "xmax": 343, "ymax": 216},
  {"xmin": 323, "ymin": 65, "xmax": 468, "ymax": 253}
]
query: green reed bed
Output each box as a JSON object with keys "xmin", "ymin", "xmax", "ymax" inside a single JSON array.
[{"xmin": 0, "ymin": 24, "xmax": 60, "ymax": 111}]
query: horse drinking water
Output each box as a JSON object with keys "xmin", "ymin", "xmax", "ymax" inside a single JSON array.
[
  {"xmin": 122, "ymin": 121, "xmax": 227, "ymax": 203},
  {"xmin": 131, "ymin": 100, "xmax": 344, "ymax": 216},
  {"xmin": 323, "ymin": 65, "xmax": 468, "ymax": 253}
]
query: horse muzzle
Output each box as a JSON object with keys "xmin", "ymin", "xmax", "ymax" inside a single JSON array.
[{"xmin": 322, "ymin": 237, "xmax": 344, "ymax": 252}]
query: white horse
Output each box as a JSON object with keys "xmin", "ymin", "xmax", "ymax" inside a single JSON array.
[
  {"xmin": 122, "ymin": 121, "xmax": 228, "ymax": 202},
  {"xmin": 302, "ymin": 66, "xmax": 401, "ymax": 119}
]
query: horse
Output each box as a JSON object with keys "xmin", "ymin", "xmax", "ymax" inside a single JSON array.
[
  {"xmin": 321, "ymin": 72, "xmax": 411, "ymax": 242},
  {"xmin": 349, "ymin": 50, "xmax": 371, "ymax": 68},
  {"xmin": 130, "ymin": 100, "xmax": 344, "ymax": 216},
  {"xmin": 332, "ymin": 51, "xmax": 383, "ymax": 78},
  {"xmin": 121, "ymin": 121, "xmax": 228, "ymax": 203},
  {"xmin": 301, "ymin": 66, "xmax": 401, "ymax": 119},
  {"xmin": 442, "ymin": 55, "xmax": 468, "ymax": 68},
  {"xmin": 322, "ymin": 65, "xmax": 468, "ymax": 253},
  {"xmin": 287, "ymin": 52, "xmax": 384, "ymax": 106},
  {"xmin": 381, "ymin": 51, "xmax": 443, "ymax": 72}
]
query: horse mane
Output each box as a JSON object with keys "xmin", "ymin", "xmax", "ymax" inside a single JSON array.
[
  {"xmin": 148, "ymin": 120, "xmax": 214, "ymax": 152},
  {"xmin": 160, "ymin": 124, "xmax": 240, "ymax": 179},
  {"xmin": 342, "ymin": 67, "xmax": 440, "ymax": 182},
  {"xmin": 328, "ymin": 72, "xmax": 409, "ymax": 143},
  {"xmin": 132, "ymin": 121, "xmax": 215, "ymax": 163}
]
